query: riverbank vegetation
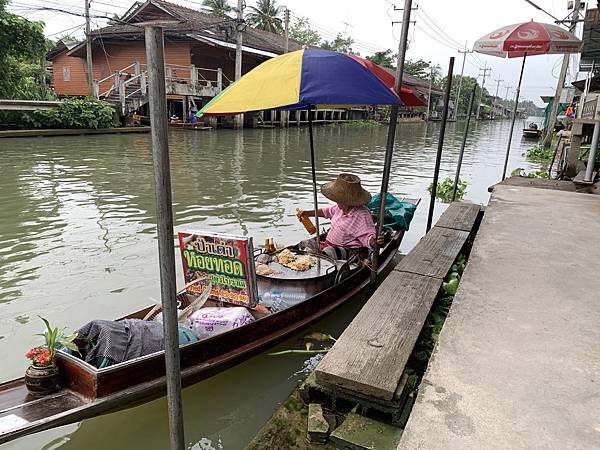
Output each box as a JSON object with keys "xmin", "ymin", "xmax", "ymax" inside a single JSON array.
[
  {"xmin": 524, "ymin": 144, "xmax": 554, "ymax": 162},
  {"xmin": 27, "ymin": 98, "xmax": 117, "ymax": 129}
]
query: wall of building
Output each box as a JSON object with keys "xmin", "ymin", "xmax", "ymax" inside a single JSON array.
[{"xmin": 52, "ymin": 40, "xmax": 192, "ymax": 97}]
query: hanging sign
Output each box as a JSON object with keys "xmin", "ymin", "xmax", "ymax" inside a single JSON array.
[{"xmin": 178, "ymin": 231, "xmax": 258, "ymax": 307}]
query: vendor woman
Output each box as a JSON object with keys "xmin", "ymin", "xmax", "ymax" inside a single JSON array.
[{"xmin": 298, "ymin": 174, "xmax": 384, "ymax": 256}]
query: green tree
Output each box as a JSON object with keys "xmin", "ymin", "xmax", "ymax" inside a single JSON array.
[
  {"xmin": 404, "ymin": 59, "xmax": 431, "ymax": 79},
  {"xmin": 246, "ymin": 0, "xmax": 283, "ymax": 34},
  {"xmin": 321, "ymin": 33, "xmax": 355, "ymax": 53},
  {"xmin": 442, "ymin": 75, "xmax": 489, "ymax": 117},
  {"xmin": 289, "ymin": 16, "xmax": 321, "ymax": 46},
  {"xmin": 0, "ymin": 0, "xmax": 48, "ymax": 99},
  {"xmin": 366, "ymin": 49, "xmax": 396, "ymax": 69},
  {"xmin": 201, "ymin": 0, "xmax": 233, "ymax": 17}
]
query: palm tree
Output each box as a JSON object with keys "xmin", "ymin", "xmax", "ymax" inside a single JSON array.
[
  {"xmin": 201, "ymin": 0, "xmax": 233, "ymax": 18},
  {"xmin": 245, "ymin": 0, "xmax": 283, "ymax": 34}
]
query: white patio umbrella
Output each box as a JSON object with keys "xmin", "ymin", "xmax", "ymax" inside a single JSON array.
[{"xmin": 473, "ymin": 20, "xmax": 582, "ymax": 179}]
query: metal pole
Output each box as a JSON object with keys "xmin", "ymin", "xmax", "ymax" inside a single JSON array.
[
  {"xmin": 426, "ymin": 66, "xmax": 433, "ymax": 121},
  {"xmin": 85, "ymin": 0, "xmax": 94, "ymax": 96},
  {"xmin": 454, "ymin": 42, "xmax": 470, "ymax": 120},
  {"xmin": 542, "ymin": 0, "xmax": 580, "ymax": 147},
  {"xmin": 234, "ymin": 0, "xmax": 244, "ymax": 129},
  {"xmin": 501, "ymin": 54, "xmax": 527, "ymax": 181},
  {"xmin": 426, "ymin": 57, "xmax": 455, "ymax": 232},
  {"xmin": 452, "ymin": 85, "xmax": 476, "ymax": 202},
  {"xmin": 371, "ymin": 0, "xmax": 413, "ymax": 284},
  {"xmin": 307, "ymin": 106, "xmax": 320, "ymax": 264},
  {"xmin": 584, "ymin": 121, "xmax": 599, "ymax": 182},
  {"xmin": 144, "ymin": 25, "xmax": 185, "ymax": 450}
]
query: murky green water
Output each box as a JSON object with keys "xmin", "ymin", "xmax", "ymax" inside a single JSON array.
[{"xmin": 0, "ymin": 120, "xmax": 538, "ymax": 450}]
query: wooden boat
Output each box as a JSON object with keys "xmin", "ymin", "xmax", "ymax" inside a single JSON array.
[
  {"xmin": 522, "ymin": 127, "xmax": 542, "ymax": 139},
  {"xmin": 0, "ymin": 198, "xmax": 418, "ymax": 444}
]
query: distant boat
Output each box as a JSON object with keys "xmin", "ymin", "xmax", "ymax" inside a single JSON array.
[{"xmin": 523, "ymin": 117, "xmax": 543, "ymax": 139}]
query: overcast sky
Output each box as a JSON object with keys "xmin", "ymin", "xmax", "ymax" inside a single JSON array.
[{"xmin": 8, "ymin": 0, "xmax": 586, "ymax": 106}]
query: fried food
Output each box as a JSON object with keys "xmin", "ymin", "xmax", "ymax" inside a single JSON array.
[
  {"xmin": 287, "ymin": 255, "xmax": 315, "ymax": 271},
  {"xmin": 277, "ymin": 249, "xmax": 297, "ymax": 265},
  {"xmin": 256, "ymin": 264, "xmax": 279, "ymax": 276},
  {"xmin": 276, "ymin": 249, "xmax": 315, "ymax": 271}
]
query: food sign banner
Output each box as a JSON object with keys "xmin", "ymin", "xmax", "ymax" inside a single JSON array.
[{"xmin": 178, "ymin": 231, "xmax": 258, "ymax": 307}]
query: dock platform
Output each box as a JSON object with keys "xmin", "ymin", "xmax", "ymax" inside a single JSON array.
[
  {"xmin": 315, "ymin": 202, "xmax": 481, "ymax": 406},
  {"xmin": 398, "ymin": 184, "xmax": 600, "ymax": 449}
]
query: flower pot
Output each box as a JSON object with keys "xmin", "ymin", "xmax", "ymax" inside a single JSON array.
[{"xmin": 25, "ymin": 363, "xmax": 60, "ymax": 396}]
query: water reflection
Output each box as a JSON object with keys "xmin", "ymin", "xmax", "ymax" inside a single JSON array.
[{"xmin": 0, "ymin": 120, "xmax": 539, "ymax": 449}]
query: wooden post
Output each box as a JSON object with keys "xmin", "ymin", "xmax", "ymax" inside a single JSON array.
[
  {"xmin": 144, "ymin": 25, "xmax": 185, "ymax": 450},
  {"xmin": 426, "ymin": 57, "xmax": 455, "ymax": 232},
  {"xmin": 217, "ymin": 68, "xmax": 223, "ymax": 92},
  {"xmin": 92, "ymin": 80, "xmax": 99, "ymax": 99},
  {"xmin": 190, "ymin": 65, "xmax": 197, "ymax": 92},
  {"xmin": 134, "ymin": 61, "xmax": 141, "ymax": 77}
]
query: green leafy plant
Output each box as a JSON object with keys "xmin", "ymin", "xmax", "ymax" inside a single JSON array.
[
  {"xmin": 524, "ymin": 144, "xmax": 554, "ymax": 162},
  {"xmin": 35, "ymin": 316, "xmax": 78, "ymax": 361},
  {"xmin": 511, "ymin": 167, "xmax": 550, "ymax": 179},
  {"xmin": 27, "ymin": 98, "xmax": 117, "ymax": 129},
  {"xmin": 428, "ymin": 176, "xmax": 467, "ymax": 203}
]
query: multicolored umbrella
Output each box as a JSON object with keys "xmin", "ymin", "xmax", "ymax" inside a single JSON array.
[
  {"xmin": 473, "ymin": 21, "xmax": 582, "ymax": 180},
  {"xmin": 200, "ymin": 48, "xmax": 423, "ymax": 115},
  {"xmin": 199, "ymin": 48, "xmax": 418, "ymax": 263}
]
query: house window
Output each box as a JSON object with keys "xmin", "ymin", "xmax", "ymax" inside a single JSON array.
[{"xmin": 63, "ymin": 66, "xmax": 71, "ymax": 82}]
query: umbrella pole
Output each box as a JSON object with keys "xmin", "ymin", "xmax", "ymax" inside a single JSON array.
[
  {"xmin": 307, "ymin": 106, "xmax": 321, "ymax": 266},
  {"xmin": 501, "ymin": 54, "xmax": 527, "ymax": 180},
  {"xmin": 452, "ymin": 85, "xmax": 476, "ymax": 202},
  {"xmin": 370, "ymin": 0, "xmax": 414, "ymax": 285},
  {"xmin": 426, "ymin": 57, "xmax": 455, "ymax": 232}
]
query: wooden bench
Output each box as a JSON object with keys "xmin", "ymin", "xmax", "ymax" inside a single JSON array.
[{"xmin": 314, "ymin": 202, "xmax": 481, "ymax": 402}]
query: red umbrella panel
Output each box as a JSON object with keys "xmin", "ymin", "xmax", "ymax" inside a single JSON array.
[{"xmin": 347, "ymin": 54, "xmax": 425, "ymax": 106}]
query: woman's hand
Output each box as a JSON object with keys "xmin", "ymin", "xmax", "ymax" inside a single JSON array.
[{"xmin": 369, "ymin": 234, "xmax": 385, "ymax": 248}]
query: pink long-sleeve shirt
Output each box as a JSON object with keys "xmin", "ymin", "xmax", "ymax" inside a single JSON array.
[{"xmin": 322, "ymin": 205, "xmax": 375, "ymax": 249}]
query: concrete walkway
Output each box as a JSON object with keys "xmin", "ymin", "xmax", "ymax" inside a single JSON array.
[{"xmin": 399, "ymin": 185, "xmax": 600, "ymax": 450}]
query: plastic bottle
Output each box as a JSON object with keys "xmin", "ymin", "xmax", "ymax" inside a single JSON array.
[
  {"xmin": 260, "ymin": 290, "xmax": 308, "ymax": 307},
  {"xmin": 296, "ymin": 208, "xmax": 317, "ymax": 235}
]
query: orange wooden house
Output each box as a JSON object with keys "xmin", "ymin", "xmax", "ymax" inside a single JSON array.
[{"xmin": 47, "ymin": 0, "xmax": 301, "ymax": 117}]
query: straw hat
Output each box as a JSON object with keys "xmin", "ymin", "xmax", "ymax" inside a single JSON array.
[{"xmin": 321, "ymin": 174, "xmax": 372, "ymax": 206}]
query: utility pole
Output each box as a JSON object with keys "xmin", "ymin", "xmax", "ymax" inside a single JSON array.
[
  {"xmin": 284, "ymin": 7, "xmax": 290, "ymax": 53},
  {"xmin": 454, "ymin": 42, "xmax": 472, "ymax": 120},
  {"xmin": 234, "ymin": 0, "xmax": 244, "ymax": 128},
  {"xmin": 492, "ymin": 78, "xmax": 503, "ymax": 119},
  {"xmin": 84, "ymin": 0, "xmax": 94, "ymax": 96},
  {"xmin": 503, "ymin": 84, "xmax": 511, "ymax": 119},
  {"xmin": 476, "ymin": 63, "xmax": 491, "ymax": 119},
  {"xmin": 426, "ymin": 66, "xmax": 433, "ymax": 121},
  {"xmin": 145, "ymin": 25, "xmax": 185, "ymax": 450},
  {"xmin": 543, "ymin": 0, "xmax": 581, "ymax": 147}
]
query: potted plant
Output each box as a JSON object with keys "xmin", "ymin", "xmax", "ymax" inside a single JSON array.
[{"xmin": 24, "ymin": 317, "xmax": 78, "ymax": 396}]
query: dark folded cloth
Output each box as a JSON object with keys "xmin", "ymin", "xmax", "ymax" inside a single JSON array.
[{"xmin": 75, "ymin": 319, "xmax": 164, "ymax": 369}]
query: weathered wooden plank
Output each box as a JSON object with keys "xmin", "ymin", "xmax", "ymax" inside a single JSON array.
[
  {"xmin": 435, "ymin": 202, "xmax": 481, "ymax": 232},
  {"xmin": 315, "ymin": 271, "xmax": 441, "ymax": 401},
  {"xmin": 394, "ymin": 227, "xmax": 469, "ymax": 279}
]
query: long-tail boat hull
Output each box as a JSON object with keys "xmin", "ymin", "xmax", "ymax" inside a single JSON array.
[{"xmin": 0, "ymin": 202, "xmax": 417, "ymax": 444}]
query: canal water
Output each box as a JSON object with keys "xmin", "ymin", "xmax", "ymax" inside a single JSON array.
[{"xmin": 0, "ymin": 120, "xmax": 539, "ymax": 450}]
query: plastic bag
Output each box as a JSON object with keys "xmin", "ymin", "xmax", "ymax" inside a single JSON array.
[{"xmin": 189, "ymin": 307, "xmax": 255, "ymax": 340}]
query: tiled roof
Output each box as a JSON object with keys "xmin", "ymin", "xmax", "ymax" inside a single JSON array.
[{"xmin": 89, "ymin": 0, "xmax": 302, "ymax": 55}]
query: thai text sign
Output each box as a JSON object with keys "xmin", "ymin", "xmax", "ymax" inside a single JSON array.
[{"xmin": 178, "ymin": 231, "xmax": 258, "ymax": 307}]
